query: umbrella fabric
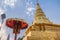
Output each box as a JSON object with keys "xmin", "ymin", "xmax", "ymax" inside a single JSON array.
[
  {"xmin": 6, "ymin": 18, "xmax": 28, "ymax": 29},
  {"xmin": 6, "ymin": 19, "xmax": 14, "ymax": 28},
  {"xmin": 21, "ymin": 22, "xmax": 28, "ymax": 29}
]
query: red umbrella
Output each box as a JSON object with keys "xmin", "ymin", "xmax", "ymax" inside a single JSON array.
[{"xmin": 6, "ymin": 18, "xmax": 28, "ymax": 40}]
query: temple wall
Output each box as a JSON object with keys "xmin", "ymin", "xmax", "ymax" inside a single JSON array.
[{"xmin": 23, "ymin": 31, "xmax": 60, "ymax": 40}]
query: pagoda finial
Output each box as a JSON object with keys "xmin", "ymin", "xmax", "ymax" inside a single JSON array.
[{"xmin": 36, "ymin": 0, "xmax": 38, "ymax": 4}]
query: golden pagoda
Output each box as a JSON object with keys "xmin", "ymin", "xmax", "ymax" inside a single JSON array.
[{"xmin": 23, "ymin": 0, "xmax": 60, "ymax": 40}]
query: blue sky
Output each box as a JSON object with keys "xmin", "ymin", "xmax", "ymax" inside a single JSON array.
[{"xmin": 0, "ymin": 0, "xmax": 60, "ymax": 40}]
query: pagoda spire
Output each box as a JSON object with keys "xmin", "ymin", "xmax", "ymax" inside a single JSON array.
[
  {"xmin": 33, "ymin": 0, "xmax": 52, "ymax": 24},
  {"xmin": 35, "ymin": 0, "xmax": 46, "ymax": 17},
  {"xmin": 36, "ymin": 0, "xmax": 38, "ymax": 4}
]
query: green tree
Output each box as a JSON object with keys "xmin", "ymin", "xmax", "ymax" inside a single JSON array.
[{"xmin": 18, "ymin": 36, "xmax": 25, "ymax": 40}]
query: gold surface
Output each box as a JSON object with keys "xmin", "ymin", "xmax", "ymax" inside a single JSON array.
[{"xmin": 23, "ymin": 1, "xmax": 60, "ymax": 40}]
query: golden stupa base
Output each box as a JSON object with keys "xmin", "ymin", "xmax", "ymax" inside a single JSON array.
[{"xmin": 23, "ymin": 31, "xmax": 59, "ymax": 40}]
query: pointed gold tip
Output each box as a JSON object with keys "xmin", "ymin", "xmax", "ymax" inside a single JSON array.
[
  {"xmin": 36, "ymin": 0, "xmax": 38, "ymax": 3},
  {"xmin": 36, "ymin": 0, "xmax": 39, "ymax": 5}
]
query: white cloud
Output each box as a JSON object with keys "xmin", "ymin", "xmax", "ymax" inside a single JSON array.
[
  {"xmin": 26, "ymin": 1, "xmax": 35, "ymax": 16},
  {"xmin": 4, "ymin": 0, "xmax": 17, "ymax": 8},
  {"xmin": 26, "ymin": 12, "xmax": 29, "ymax": 14},
  {"xmin": 27, "ymin": 7, "xmax": 35, "ymax": 12},
  {"xmin": 0, "ymin": 8, "xmax": 5, "ymax": 15}
]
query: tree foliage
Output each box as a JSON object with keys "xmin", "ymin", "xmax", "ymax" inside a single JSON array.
[{"xmin": 18, "ymin": 36, "xmax": 25, "ymax": 40}]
